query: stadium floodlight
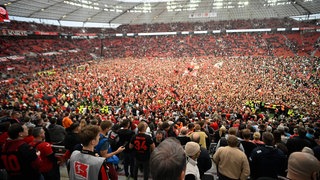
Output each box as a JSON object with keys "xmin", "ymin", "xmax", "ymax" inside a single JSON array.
[{"xmin": 117, "ymin": 0, "xmax": 183, "ymax": 2}]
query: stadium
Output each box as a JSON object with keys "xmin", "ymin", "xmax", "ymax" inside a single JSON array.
[{"xmin": 0, "ymin": 0, "xmax": 320, "ymax": 180}]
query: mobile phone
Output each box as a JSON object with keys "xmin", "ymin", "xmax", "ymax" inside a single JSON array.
[{"xmin": 122, "ymin": 141, "xmax": 129, "ymax": 147}]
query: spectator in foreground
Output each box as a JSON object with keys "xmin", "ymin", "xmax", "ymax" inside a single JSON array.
[
  {"xmin": 153, "ymin": 129, "xmax": 165, "ymax": 147},
  {"xmin": 117, "ymin": 119, "xmax": 135, "ymax": 179},
  {"xmin": 150, "ymin": 138, "xmax": 186, "ymax": 180},
  {"xmin": 95, "ymin": 120, "xmax": 125, "ymax": 180},
  {"xmin": 213, "ymin": 135, "xmax": 250, "ymax": 180},
  {"xmin": 185, "ymin": 141, "xmax": 201, "ymax": 180},
  {"xmin": 252, "ymin": 131, "xmax": 265, "ymax": 145},
  {"xmin": 286, "ymin": 127, "xmax": 312, "ymax": 155},
  {"xmin": 30, "ymin": 127, "xmax": 60, "ymax": 180},
  {"xmin": 190, "ymin": 132, "xmax": 212, "ymax": 179},
  {"xmin": 129, "ymin": 121, "xmax": 155, "ymax": 180},
  {"xmin": 69, "ymin": 125, "xmax": 109, "ymax": 180},
  {"xmin": 1, "ymin": 123, "xmax": 42, "ymax": 180},
  {"xmin": 64, "ymin": 122, "xmax": 81, "ymax": 154},
  {"xmin": 286, "ymin": 152, "xmax": 320, "ymax": 180},
  {"xmin": 249, "ymin": 132, "xmax": 287, "ymax": 179}
]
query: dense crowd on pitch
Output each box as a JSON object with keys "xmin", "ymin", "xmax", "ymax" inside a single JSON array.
[
  {"xmin": 0, "ymin": 56, "xmax": 319, "ymax": 179},
  {"xmin": 1, "ymin": 55, "xmax": 319, "ymax": 120}
]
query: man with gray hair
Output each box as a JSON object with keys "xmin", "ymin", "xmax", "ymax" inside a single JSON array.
[
  {"xmin": 30, "ymin": 127, "xmax": 60, "ymax": 180},
  {"xmin": 176, "ymin": 126, "xmax": 191, "ymax": 146},
  {"xmin": 150, "ymin": 138, "xmax": 186, "ymax": 180}
]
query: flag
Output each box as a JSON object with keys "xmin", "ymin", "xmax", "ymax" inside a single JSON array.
[{"xmin": 214, "ymin": 62, "xmax": 223, "ymax": 69}]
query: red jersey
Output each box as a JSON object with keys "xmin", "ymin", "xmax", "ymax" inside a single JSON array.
[
  {"xmin": 1, "ymin": 139, "xmax": 41, "ymax": 179},
  {"xmin": 0, "ymin": 132, "xmax": 8, "ymax": 146},
  {"xmin": 29, "ymin": 141, "xmax": 54, "ymax": 173}
]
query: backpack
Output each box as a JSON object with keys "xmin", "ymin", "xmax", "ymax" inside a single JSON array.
[
  {"xmin": 96, "ymin": 134, "xmax": 110, "ymax": 154},
  {"xmin": 219, "ymin": 137, "xmax": 228, "ymax": 147},
  {"xmin": 107, "ymin": 130, "xmax": 119, "ymax": 151},
  {"xmin": 95, "ymin": 134, "xmax": 119, "ymax": 165}
]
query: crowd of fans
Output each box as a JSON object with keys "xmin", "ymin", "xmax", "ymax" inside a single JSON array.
[
  {"xmin": 1, "ymin": 31, "xmax": 319, "ymax": 81},
  {"xmin": 100, "ymin": 32, "xmax": 320, "ymax": 58},
  {"xmin": 0, "ymin": 56, "xmax": 319, "ymax": 119},
  {"xmin": 0, "ymin": 55, "xmax": 319, "ymax": 178},
  {"xmin": 0, "ymin": 18, "xmax": 319, "ymax": 180}
]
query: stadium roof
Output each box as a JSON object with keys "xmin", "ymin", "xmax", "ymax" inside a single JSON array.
[{"xmin": 1, "ymin": 0, "xmax": 320, "ymax": 26}]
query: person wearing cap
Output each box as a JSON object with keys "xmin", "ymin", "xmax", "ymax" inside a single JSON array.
[
  {"xmin": 185, "ymin": 141, "xmax": 201, "ymax": 180},
  {"xmin": 302, "ymin": 146, "xmax": 314, "ymax": 155},
  {"xmin": 286, "ymin": 152, "xmax": 320, "ymax": 180},
  {"xmin": 213, "ymin": 135, "xmax": 250, "ymax": 180},
  {"xmin": 190, "ymin": 132, "xmax": 212, "ymax": 179}
]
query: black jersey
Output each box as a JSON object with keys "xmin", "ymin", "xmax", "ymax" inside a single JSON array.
[{"xmin": 130, "ymin": 133, "xmax": 153, "ymax": 161}]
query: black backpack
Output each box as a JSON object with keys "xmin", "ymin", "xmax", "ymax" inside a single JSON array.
[
  {"xmin": 108, "ymin": 130, "xmax": 120, "ymax": 151},
  {"xmin": 219, "ymin": 137, "xmax": 228, "ymax": 147}
]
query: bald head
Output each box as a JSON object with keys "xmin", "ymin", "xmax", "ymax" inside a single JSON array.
[
  {"xmin": 191, "ymin": 132, "xmax": 200, "ymax": 143},
  {"xmin": 287, "ymin": 152, "xmax": 320, "ymax": 180},
  {"xmin": 180, "ymin": 127, "xmax": 188, "ymax": 135}
]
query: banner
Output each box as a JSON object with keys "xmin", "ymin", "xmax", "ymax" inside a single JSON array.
[
  {"xmin": 0, "ymin": 29, "xmax": 28, "ymax": 36},
  {"xmin": 6, "ymin": 55, "xmax": 25, "ymax": 61},
  {"xmin": 7, "ymin": 67, "xmax": 15, "ymax": 71},
  {"xmin": 74, "ymin": 33, "xmax": 97, "ymax": 36},
  {"xmin": 189, "ymin": 12, "xmax": 217, "ymax": 19},
  {"xmin": 34, "ymin": 31, "xmax": 59, "ymax": 36}
]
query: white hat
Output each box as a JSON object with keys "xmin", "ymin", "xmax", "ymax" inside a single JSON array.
[{"xmin": 185, "ymin": 142, "xmax": 200, "ymax": 157}]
